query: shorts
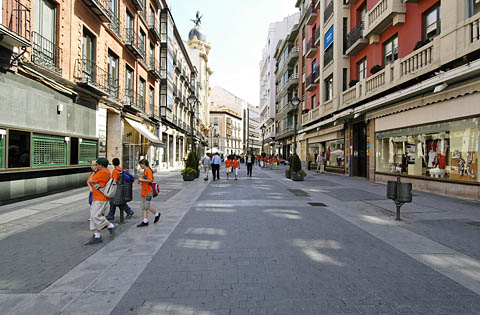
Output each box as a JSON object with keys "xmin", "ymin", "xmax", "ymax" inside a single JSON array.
[
  {"xmin": 226, "ymin": 167, "xmax": 233, "ymax": 173},
  {"xmin": 141, "ymin": 192, "xmax": 153, "ymax": 210}
]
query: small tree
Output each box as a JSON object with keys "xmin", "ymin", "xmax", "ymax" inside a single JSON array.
[
  {"xmin": 186, "ymin": 151, "xmax": 196, "ymax": 169},
  {"xmin": 290, "ymin": 154, "xmax": 302, "ymax": 173}
]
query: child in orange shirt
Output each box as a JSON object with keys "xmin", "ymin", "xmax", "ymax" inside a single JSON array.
[
  {"xmin": 225, "ymin": 156, "xmax": 233, "ymax": 180},
  {"xmin": 233, "ymin": 156, "xmax": 240, "ymax": 180},
  {"xmin": 137, "ymin": 159, "xmax": 161, "ymax": 227}
]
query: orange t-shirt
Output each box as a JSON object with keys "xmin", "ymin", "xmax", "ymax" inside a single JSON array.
[
  {"xmin": 141, "ymin": 168, "xmax": 154, "ymax": 197},
  {"xmin": 225, "ymin": 159, "xmax": 233, "ymax": 168},
  {"xmin": 92, "ymin": 169, "xmax": 111, "ymax": 201},
  {"xmin": 273, "ymin": 157, "xmax": 278, "ymax": 163},
  {"xmin": 112, "ymin": 167, "xmax": 122, "ymax": 183},
  {"xmin": 233, "ymin": 160, "xmax": 240, "ymax": 168},
  {"xmin": 88, "ymin": 171, "xmax": 95, "ymax": 191}
]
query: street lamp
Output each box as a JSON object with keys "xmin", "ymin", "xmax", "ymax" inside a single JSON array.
[
  {"xmin": 260, "ymin": 124, "xmax": 265, "ymax": 156},
  {"xmin": 188, "ymin": 92, "xmax": 197, "ymax": 153},
  {"xmin": 290, "ymin": 95, "xmax": 301, "ymax": 155}
]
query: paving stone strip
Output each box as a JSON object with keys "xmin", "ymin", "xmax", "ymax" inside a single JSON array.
[{"xmin": 3, "ymin": 177, "xmax": 210, "ymax": 315}]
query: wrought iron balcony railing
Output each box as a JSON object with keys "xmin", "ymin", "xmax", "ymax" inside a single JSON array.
[
  {"xmin": 124, "ymin": 88, "xmax": 145, "ymax": 112},
  {"xmin": 108, "ymin": 11, "xmax": 122, "ymax": 39},
  {"xmin": 324, "ymin": 45, "xmax": 334, "ymax": 66},
  {"xmin": 324, "ymin": 0, "xmax": 333, "ymax": 23},
  {"xmin": 345, "ymin": 21, "xmax": 367, "ymax": 55},
  {"xmin": 0, "ymin": 0, "xmax": 31, "ymax": 46},
  {"xmin": 148, "ymin": 14, "xmax": 160, "ymax": 41},
  {"xmin": 81, "ymin": 0, "xmax": 112, "ymax": 23},
  {"xmin": 148, "ymin": 57, "xmax": 161, "ymax": 79},
  {"xmin": 107, "ymin": 77, "xmax": 119, "ymax": 98},
  {"xmin": 31, "ymin": 31, "xmax": 62, "ymax": 74},
  {"xmin": 77, "ymin": 58, "xmax": 109, "ymax": 95},
  {"xmin": 125, "ymin": 28, "xmax": 145, "ymax": 59}
]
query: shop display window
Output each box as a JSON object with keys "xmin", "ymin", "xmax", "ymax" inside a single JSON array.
[
  {"xmin": 375, "ymin": 117, "xmax": 479, "ymax": 183},
  {"xmin": 326, "ymin": 139, "xmax": 345, "ymax": 167}
]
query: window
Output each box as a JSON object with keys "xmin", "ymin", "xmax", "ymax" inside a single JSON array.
[
  {"xmin": 149, "ymin": 86, "xmax": 155, "ymax": 115},
  {"xmin": 383, "ymin": 35, "xmax": 398, "ymax": 65},
  {"xmin": 79, "ymin": 140, "xmax": 98, "ymax": 165},
  {"xmin": 149, "ymin": 44, "xmax": 154, "ymax": 64},
  {"xmin": 0, "ymin": 131, "xmax": 5, "ymax": 168},
  {"xmin": 357, "ymin": 57, "xmax": 367, "ymax": 80},
  {"xmin": 214, "ymin": 117, "xmax": 219, "ymax": 125},
  {"xmin": 82, "ymin": 29, "xmax": 95, "ymax": 81},
  {"xmin": 34, "ymin": 0, "xmax": 56, "ymax": 43},
  {"xmin": 325, "ymin": 75, "xmax": 333, "ymax": 101},
  {"xmin": 149, "ymin": 6, "xmax": 155, "ymax": 26},
  {"xmin": 108, "ymin": 0, "xmax": 118, "ymax": 17},
  {"xmin": 8, "ymin": 130, "xmax": 30, "ymax": 168},
  {"xmin": 139, "ymin": 29, "xmax": 146, "ymax": 55},
  {"xmin": 32, "ymin": 134, "xmax": 68, "ymax": 167},
  {"xmin": 125, "ymin": 10, "xmax": 134, "ymax": 31},
  {"xmin": 470, "ymin": 0, "xmax": 480, "ymax": 17},
  {"xmin": 139, "ymin": 78, "xmax": 146, "ymax": 109},
  {"xmin": 312, "ymin": 59, "xmax": 317, "ymax": 73},
  {"xmin": 424, "ymin": 4, "xmax": 440, "ymax": 40},
  {"xmin": 125, "ymin": 65, "xmax": 134, "ymax": 104},
  {"xmin": 107, "ymin": 51, "xmax": 119, "ymax": 97},
  {"xmin": 311, "ymin": 94, "xmax": 317, "ymax": 109}
]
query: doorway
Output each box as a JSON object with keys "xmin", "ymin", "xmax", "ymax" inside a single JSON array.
[{"xmin": 352, "ymin": 122, "xmax": 367, "ymax": 177}]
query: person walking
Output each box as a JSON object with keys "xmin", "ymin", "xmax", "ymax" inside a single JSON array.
[
  {"xmin": 137, "ymin": 159, "xmax": 161, "ymax": 227},
  {"xmin": 201, "ymin": 153, "xmax": 211, "ymax": 180},
  {"xmin": 106, "ymin": 158, "xmax": 134, "ymax": 221},
  {"xmin": 233, "ymin": 155, "xmax": 240, "ymax": 180},
  {"xmin": 225, "ymin": 156, "xmax": 233, "ymax": 180},
  {"xmin": 86, "ymin": 160, "xmax": 97, "ymax": 221},
  {"xmin": 246, "ymin": 152, "xmax": 254, "ymax": 177},
  {"xmin": 85, "ymin": 158, "xmax": 116, "ymax": 245},
  {"xmin": 317, "ymin": 151, "xmax": 324, "ymax": 173},
  {"xmin": 211, "ymin": 152, "xmax": 221, "ymax": 180},
  {"xmin": 273, "ymin": 156, "xmax": 278, "ymax": 168}
]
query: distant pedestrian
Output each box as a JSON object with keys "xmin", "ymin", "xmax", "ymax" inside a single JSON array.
[
  {"xmin": 137, "ymin": 159, "xmax": 161, "ymax": 227},
  {"xmin": 87, "ymin": 160, "xmax": 97, "ymax": 206},
  {"xmin": 233, "ymin": 155, "xmax": 240, "ymax": 180},
  {"xmin": 246, "ymin": 152, "xmax": 254, "ymax": 177},
  {"xmin": 317, "ymin": 151, "xmax": 324, "ymax": 173},
  {"xmin": 85, "ymin": 158, "xmax": 115, "ymax": 245},
  {"xmin": 211, "ymin": 152, "xmax": 221, "ymax": 180},
  {"xmin": 225, "ymin": 156, "xmax": 233, "ymax": 180},
  {"xmin": 106, "ymin": 158, "xmax": 134, "ymax": 221},
  {"xmin": 201, "ymin": 153, "xmax": 211, "ymax": 180},
  {"xmin": 273, "ymin": 156, "xmax": 278, "ymax": 168}
]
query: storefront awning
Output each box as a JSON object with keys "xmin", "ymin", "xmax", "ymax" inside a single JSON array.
[{"xmin": 125, "ymin": 118, "xmax": 162, "ymax": 144}]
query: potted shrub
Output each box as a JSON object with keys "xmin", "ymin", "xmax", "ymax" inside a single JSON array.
[
  {"xmin": 414, "ymin": 39, "xmax": 430, "ymax": 51},
  {"xmin": 181, "ymin": 167, "xmax": 198, "ymax": 181},
  {"xmin": 348, "ymin": 79, "xmax": 359, "ymax": 88},
  {"xmin": 183, "ymin": 151, "xmax": 198, "ymax": 180},
  {"xmin": 290, "ymin": 154, "xmax": 304, "ymax": 181},
  {"xmin": 370, "ymin": 65, "xmax": 383, "ymax": 75}
]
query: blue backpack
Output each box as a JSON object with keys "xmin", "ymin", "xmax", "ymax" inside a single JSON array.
[{"xmin": 114, "ymin": 169, "xmax": 135, "ymax": 183}]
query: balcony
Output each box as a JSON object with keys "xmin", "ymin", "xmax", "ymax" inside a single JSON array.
[
  {"xmin": 81, "ymin": 0, "xmax": 112, "ymax": 23},
  {"xmin": 124, "ymin": 89, "xmax": 145, "ymax": 112},
  {"xmin": 276, "ymin": 126, "xmax": 294, "ymax": 140},
  {"xmin": 125, "ymin": 28, "xmax": 145, "ymax": 59},
  {"xmin": 305, "ymin": 71, "xmax": 318, "ymax": 91},
  {"xmin": 306, "ymin": 2, "xmax": 317, "ymax": 25},
  {"xmin": 130, "ymin": 0, "xmax": 144, "ymax": 11},
  {"xmin": 148, "ymin": 58, "xmax": 161, "ymax": 79},
  {"xmin": 365, "ymin": 0, "xmax": 406, "ymax": 40},
  {"xmin": 107, "ymin": 78, "xmax": 119, "ymax": 99},
  {"xmin": 345, "ymin": 21, "xmax": 368, "ymax": 56},
  {"xmin": 108, "ymin": 12, "xmax": 122, "ymax": 40},
  {"xmin": 277, "ymin": 103, "xmax": 294, "ymax": 119},
  {"xmin": 302, "ymin": 106, "xmax": 320, "ymax": 125},
  {"xmin": 324, "ymin": 0, "xmax": 333, "ymax": 24},
  {"xmin": 76, "ymin": 58, "xmax": 109, "ymax": 96},
  {"xmin": 0, "ymin": 0, "xmax": 31, "ymax": 48},
  {"xmin": 305, "ymin": 37, "xmax": 317, "ymax": 58},
  {"xmin": 149, "ymin": 15, "xmax": 161, "ymax": 42},
  {"xmin": 31, "ymin": 32, "xmax": 62, "ymax": 74},
  {"xmin": 314, "ymin": 27, "xmax": 321, "ymax": 46}
]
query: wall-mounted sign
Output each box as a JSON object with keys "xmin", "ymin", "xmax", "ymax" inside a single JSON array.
[{"xmin": 324, "ymin": 26, "xmax": 334, "ymax": 50}]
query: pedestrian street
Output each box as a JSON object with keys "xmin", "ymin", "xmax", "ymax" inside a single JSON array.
[{"xmin": 1, "ymin": 165, "xmax": 480, "ymax": 315}]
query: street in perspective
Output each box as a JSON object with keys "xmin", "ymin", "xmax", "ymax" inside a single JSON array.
[{"xmin": 0, "ymin": 0, "xmax": 480, "ymax": 314}]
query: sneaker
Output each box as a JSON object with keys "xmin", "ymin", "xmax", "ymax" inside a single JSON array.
[
  {"xmin": 154, "ymin": 213, "xmax": 161, "ymax": 224},
  {"xmin": 107, "ymin": 225, "xmax": 116, "ymax": 237},
  {"xmin": 84, "ymin": 236, "xmax": 102, "ymax": 245},
  {"xmin": 137, "ymin": 221, "xmax": 149, "ymax": 228},
  {"xmin": 126, "ymin": 212, "xmax": 134, "ymax": 219}
]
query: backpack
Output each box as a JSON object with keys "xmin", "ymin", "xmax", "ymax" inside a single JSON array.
[
  {"xmin": 99, "ymin": 177, "xmax": 117, "ymax": 199},
  {"xmin": 121, "ymin": 170, "xmax": 135, "ymax": 183},
  {"xmin": 151, "ymin": 182, "xmax": 160, "ymax": 197}
]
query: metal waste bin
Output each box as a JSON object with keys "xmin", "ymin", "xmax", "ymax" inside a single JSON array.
[
  {"xmin": 387, "ymin": 181, "xmax": 397, "ymax": 200},
  {"xmin": 386, "ymin": 175, "xmax": 413, "ymax": 221},
  {"xmin": 396, "ymin": 182, "xmax": 412, "ymax": 203}
]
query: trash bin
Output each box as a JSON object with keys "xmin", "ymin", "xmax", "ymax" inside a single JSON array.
[
  {"xmin": 396, "ymin": 182, "xmax": 412, "ymax": 203},
  {"xmin": 387, "ymin": 181, "xmax": 397, "ymax": 200}
]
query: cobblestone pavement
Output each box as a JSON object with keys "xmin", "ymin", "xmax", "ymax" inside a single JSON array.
[{"xmin": 1, "ymin": 165, "xmax": 480, "ymax": 314}]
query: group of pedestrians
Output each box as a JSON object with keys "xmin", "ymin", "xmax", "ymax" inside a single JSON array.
[
  {"xmin": 258, "ymin": 155, "xmax": 278, "ymax": 169},
  {"xmin": 200, "ymin": 152, "xmax": 256, "ymax": 180},
  {"xmin": 85, "ymin": 158, "xmax": 160, "ymax": 245}
]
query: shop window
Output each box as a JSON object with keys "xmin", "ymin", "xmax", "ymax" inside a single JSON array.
[
  {"xmin": 32, "ymin": 134, "xmax": 68, "ymax": 167},
  {"xmin": 357, "ymin": 57, "xmax": 367, "ymax": 80},
  {"xmin": 326, "ymin": 139, "xmax": 345, "ymax": 167},
  {"xmin": 424, "ymin": 4, "xmax": 441, "ymax": 40},
  {"xmin": 0, "ymin": 131, "xmax": 5, "ymax": 168},
  {"xmin": 8, "ymin": 130, "xmax": 31, "ymax": 168},
  {"xmin": 383, "ymin": 35, "xmax": 398, "ymax": 65},
  {"xmin": 79, "ymin": 139, "xmax": 98, "ymax": 165},
  {"xmin": 375, "ymin": 117, "xmax": 480, "ymax": 183}
]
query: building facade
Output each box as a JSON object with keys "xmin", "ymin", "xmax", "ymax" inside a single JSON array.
[
  {"xmin": 259, "ymin": 13, "xmax": 299, "ymax": 156},
  {"xmin": 272, "ymin": 0, "xmax": 480, "ymax": 199},
  {"xmin": 209, "ymin": 109, "xmax": 242, "ymax": 156}
]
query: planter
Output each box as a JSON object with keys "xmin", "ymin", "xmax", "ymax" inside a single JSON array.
[
  {"xmin": 183, "ymin": 174, "xmax": 196, "ymax": 181},
  {"xmin": 291, "ymin": 172, "xmax": 304, "ymax": 181},
  {"xmin": 285, "ymin": 169, "xmax": 291, "ymax": 179}
]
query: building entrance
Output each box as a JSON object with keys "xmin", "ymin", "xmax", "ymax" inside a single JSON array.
[{"xmin": 352, "ymin": 122, "xmax": 367, "ymax": 177}]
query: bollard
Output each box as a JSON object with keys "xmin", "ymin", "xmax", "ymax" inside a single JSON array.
[{"xmin": 386, "ymin": 175, "xmax": 412, "ymax": 221}]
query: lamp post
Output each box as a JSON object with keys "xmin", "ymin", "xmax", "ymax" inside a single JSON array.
[
  {"xmin": 291, "ymin": 95, "xmax": 301, "ymax": 155},
  {"xmin": 188, "ymin": 93, "xmax": 197, "ymax": 153},
  {"xmin": 260, "ymin": 124, "xmax": 265, "ymax": 156}
]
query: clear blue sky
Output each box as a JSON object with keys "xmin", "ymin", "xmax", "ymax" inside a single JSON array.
[{"xmin": 168, "ymin": 0, "xmax": 298, "ymax": 107}]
